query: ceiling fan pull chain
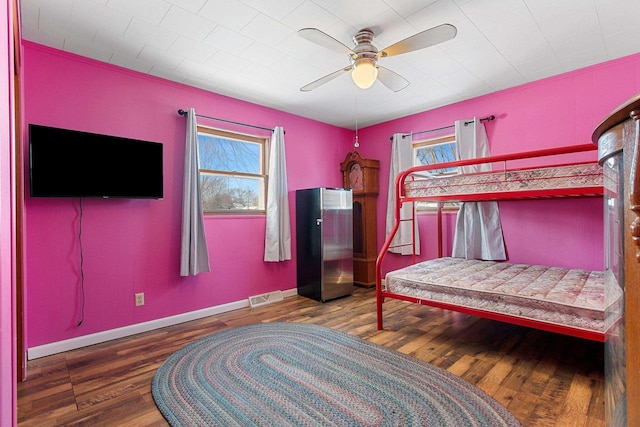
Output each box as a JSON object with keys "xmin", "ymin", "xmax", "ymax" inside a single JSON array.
[{"xmin": 354, "ymin": 89, "xmax": 360, "ymax": 148}]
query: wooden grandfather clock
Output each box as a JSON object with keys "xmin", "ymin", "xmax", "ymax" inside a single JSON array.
[{"xmin": 340, "ymin": 151, "xmax": 379, "ymax": 287}]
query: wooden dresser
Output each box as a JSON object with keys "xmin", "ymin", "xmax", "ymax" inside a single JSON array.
[{"xmin": 592, "ymin": 93, "xmax": 640, "ymax": 427}]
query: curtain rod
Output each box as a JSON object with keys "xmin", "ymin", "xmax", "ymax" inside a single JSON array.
[
  {"xmin": 389, "ymin": 115, "xmax": 495, "ymax": 141},
  {"xmin": 177, "ymin": 109, "xmax": 280, "ymax": 133}
]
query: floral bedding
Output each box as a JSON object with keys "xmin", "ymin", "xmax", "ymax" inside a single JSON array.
[
  {"xmin": 384, "ymin": 257, "xmax": 617, "ymax": 333},
  {"xmin": 404, "ymin": 163, "xmax": 602, "ymax": 199}
]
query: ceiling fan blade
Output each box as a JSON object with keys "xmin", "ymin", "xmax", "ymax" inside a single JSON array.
[
  {"xmin": 378, "ymin": 24, "xmax": 457, "ymax": 58},
  {"xmin": 377, "ymin": 67, "xmax": 409, "ymax": 92},
  {"xmin": 298, "ymin": 28, "xmax": 355, "ymax": 56},
  {"xmin": 300, "ymin": 67, "xmax": 352, "ymax": 92}
]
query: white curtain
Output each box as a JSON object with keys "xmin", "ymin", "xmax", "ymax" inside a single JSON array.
[
  {"xmin": 451, "ymin": 118, "xmax": 506, "ymax": 260},
  {"xmin": 264, "ymin": 126, "xmax": 292, "ymax": 262},
  {"xmin": 180, "ymin": 108, "xmax": 211, "ymax": 276},
  {"xmin": 385, "ymin": 133, "xmax": 420, "ymax": 255}
]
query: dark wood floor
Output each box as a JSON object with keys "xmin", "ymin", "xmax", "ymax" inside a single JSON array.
[{"xmin": 17, "ymin": 287, "xmax": 605, "ymax": 426}]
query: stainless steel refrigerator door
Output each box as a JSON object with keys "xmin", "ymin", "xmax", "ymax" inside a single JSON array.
[
  {"xmin": 295, "ymin": 188, "xmax": 323, "ymax": 301},
  {"xmin": 320, "ymin": 189, "xmax": 353, "ymax": 300}
]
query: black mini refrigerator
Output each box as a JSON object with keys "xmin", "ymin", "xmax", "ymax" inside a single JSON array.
[{"xmin": 296, "ymin": 188, "xmax": 353, "ymax": 302}]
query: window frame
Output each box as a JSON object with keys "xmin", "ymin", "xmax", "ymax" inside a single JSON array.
[
  {"xmin": 197, "ymin": 125, "xmax": 269, "ymax": 215},
  {"xmin": 412, "ymin": 134, "xmax": 459, "ymax": 212}
]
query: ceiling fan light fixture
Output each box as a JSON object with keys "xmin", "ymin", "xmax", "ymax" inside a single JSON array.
[
  {"xmin": 351, "ymin": 60, "xmax": 378, "ymax": 89},
  {"xmin": 299, "ymin": 24, "xmax": 456, "ymax": 92}
]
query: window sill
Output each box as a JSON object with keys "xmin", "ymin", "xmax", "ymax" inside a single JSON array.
[
  {"xmin": 203, "ymin": 212, "xmax": 265, "ymax": 220},
  {"xmin": 416, "ymin": 207, "xmax": 459, "ymax": 215}
]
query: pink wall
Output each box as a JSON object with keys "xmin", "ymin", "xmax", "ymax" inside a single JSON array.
[
  {"xmin": 23, "ymin": 42, "xmax": 353, "ymax": 348},
  {"xmin": 356, "ymin": 52, "xmax": 640, "ymax": 274},
  {"xmin": 23, "ymin": 40, "xmax": 640, "ymax": 353},
  {"xmin": 1, "ymin": 0, "xmax": 16, "ymax": 424}
]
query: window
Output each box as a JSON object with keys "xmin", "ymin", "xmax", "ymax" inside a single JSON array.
[
  {"xmin": 413, "ymin": 134, "xmax": 457, "ymax": 175},
  {"xmin": 412, "ymin": 134, "xmax": 459, "ymax": 211},
  {"xmin": 197, "ymin": 126, "xmax": 268, "ymax": 214}
]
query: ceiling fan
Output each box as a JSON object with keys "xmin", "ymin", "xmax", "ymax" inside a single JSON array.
[{"xmin": 298, "ymin": 24, "xmax": 457, "ymax": 92}]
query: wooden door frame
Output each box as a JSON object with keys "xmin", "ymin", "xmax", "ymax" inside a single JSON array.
[{"xmin": 13, "ymin": 0, "xmax": 25, "ymax": 381}]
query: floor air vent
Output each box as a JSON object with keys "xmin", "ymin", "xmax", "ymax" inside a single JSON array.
[{"xmin": 248, "ymin": 291, "xmax": 283, "ymax": 308}]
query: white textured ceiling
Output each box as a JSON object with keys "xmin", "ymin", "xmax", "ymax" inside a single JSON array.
[{"xmin": 19, "ymin": 0, "xmax": 640, "ymax": 129}]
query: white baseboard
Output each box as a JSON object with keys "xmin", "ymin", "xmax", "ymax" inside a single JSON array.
[{"xmin": 27, "ymin": 288, "xmax": 299, "ymax": 360}]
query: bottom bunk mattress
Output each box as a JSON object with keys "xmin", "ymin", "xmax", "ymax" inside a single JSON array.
[{"xmin": 384, "ymin": 257, "xmax": 617, "ymax": 334}]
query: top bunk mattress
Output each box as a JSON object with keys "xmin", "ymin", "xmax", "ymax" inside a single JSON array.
[
  {"xmin": 384, "ymin": 257, "xmax": 618, "ymax": 334},
  {"xmin": 403, "ymin": 162, "xmax": 603, "ymax": 201}
]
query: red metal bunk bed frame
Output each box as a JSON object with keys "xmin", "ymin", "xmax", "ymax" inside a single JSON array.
[{"xmin": 375, "ymin": 143, "xmax": 605, "ymax": 342}]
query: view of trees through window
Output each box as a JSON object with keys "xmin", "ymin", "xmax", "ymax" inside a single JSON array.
[
  {"xmin": 414, "ymin": 137, "xmax": 457, "ymax": 175},
  {"xmin": 413, "ymin": 135, "xmax": 459, "ymax": 211},
  {"xmin": 197, "ymin": 128, "xmax": 266, "ymax": 212}
]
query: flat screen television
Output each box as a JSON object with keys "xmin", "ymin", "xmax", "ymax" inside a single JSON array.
[{"xmin": 29, "ymin": 124, "xmax": 163, "ymax": 199}]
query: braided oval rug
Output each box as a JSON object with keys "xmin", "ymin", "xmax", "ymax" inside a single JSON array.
[{"xmin": 152, "ymin": 322, "xmax": 521, "ymax": 427}]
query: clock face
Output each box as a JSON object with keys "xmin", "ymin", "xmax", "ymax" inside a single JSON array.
[{"xmin": 349, "ymin": 163, "xmax": 364, "ymax": 191}]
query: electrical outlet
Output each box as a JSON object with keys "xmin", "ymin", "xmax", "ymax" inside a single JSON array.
[{"xmin": 135, "ymin": 293, "xmax": 145, "ymax": 306}]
